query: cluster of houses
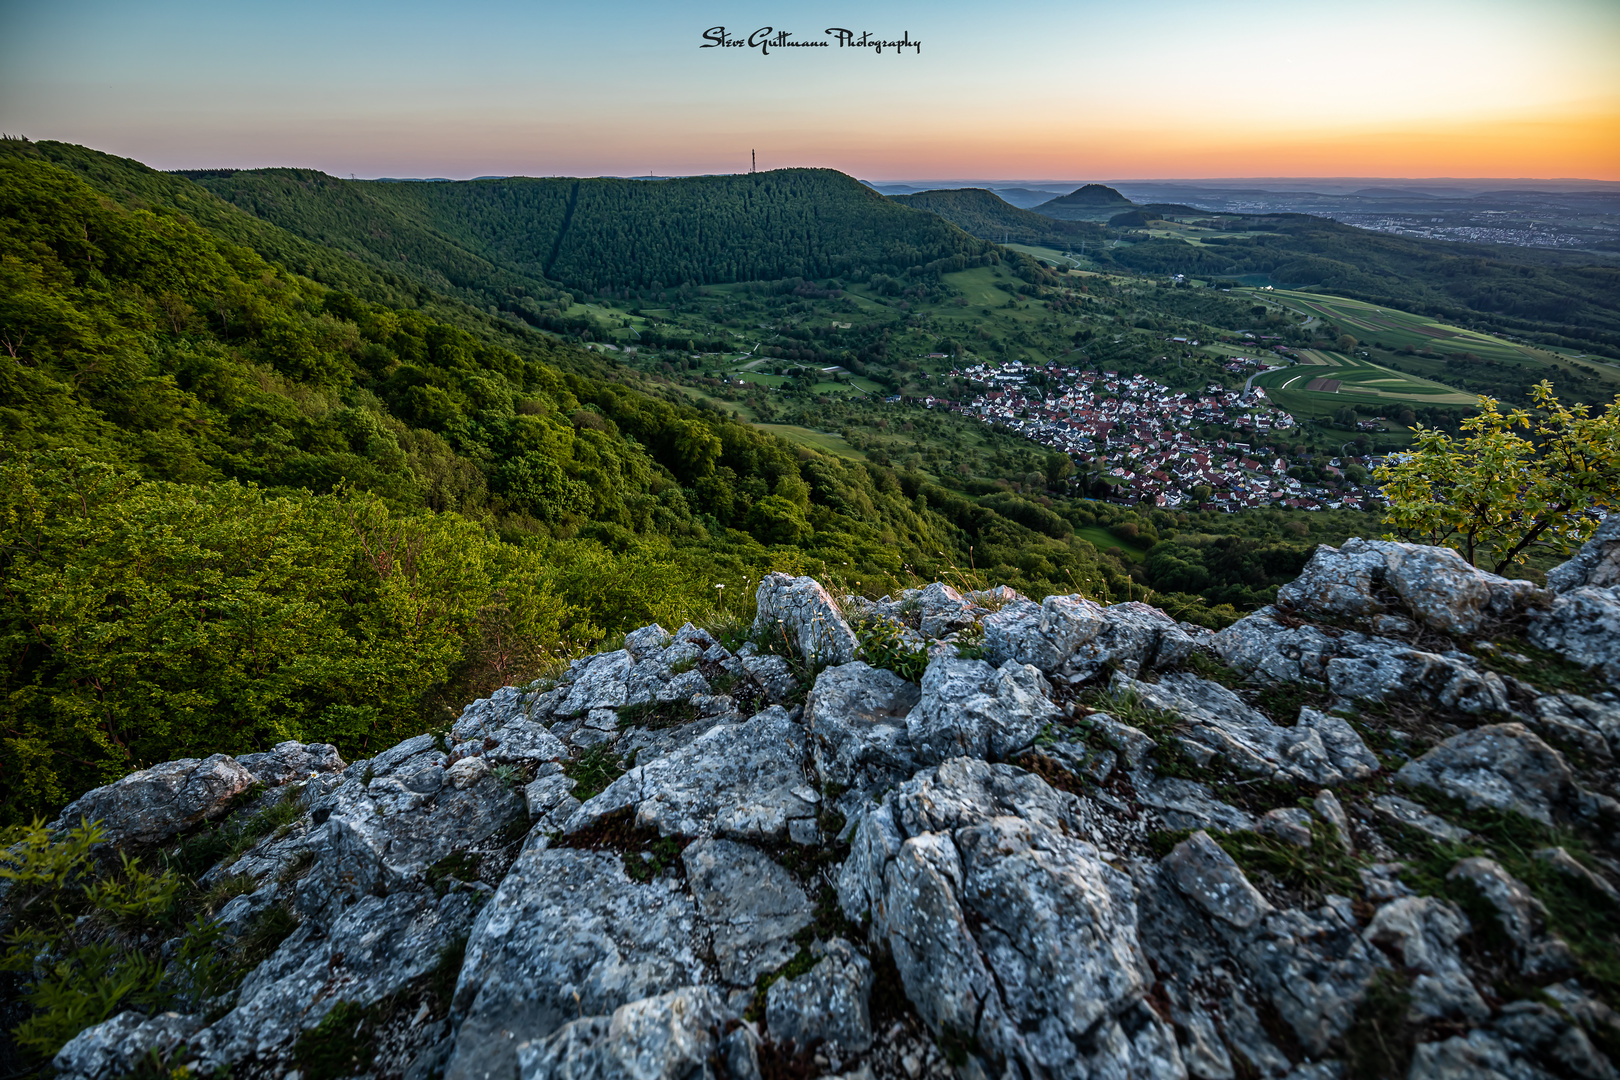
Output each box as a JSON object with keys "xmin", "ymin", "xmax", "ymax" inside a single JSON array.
[{"xmin": 942, "ymin": 361, "xmax": 1382, "ymax": 512}]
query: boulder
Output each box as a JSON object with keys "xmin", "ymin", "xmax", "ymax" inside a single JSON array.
[
  {"xmin": 1118, "ymin": 673, "xmax": 1378, "ymax": 785},
  {"xmin": 1214, "ymin": 609, "xmax": 1512, "ymax": 713},
  {"xmin": 236, "ymin": 741, "xmax": 345, "ymax": 787},
  {"xmin": 1447, "ymin": 857, "xmax": 1576, "ymax": 977},
  {"xmin": 1396, "ymin": 724, "xmax": 1576, "ymax": 826},
  {"xmin": 514, "ymin": 987, "xmax": 730, "ymax": 1080},
  {"xmin": 53, "ymin": 754, "xmax": 257, "ymax": 845},
  {"xmin": 914, "ymin": 581, "xmax": 980, "ymax": 639},
  {"xmin": 562, "ymin": 706, "xmax": 817, "ymax": 841},
  {"xmin": 1324, "ymin": 648, "xmax": 1510, "ymax": 714},
  {"xmin": 1163, "ymin": 830, "xmax": 1272, "ymax": 930},
  {"xmin": 1361, "ymin": 896, "xmax": 1489, "ymax": 1022},
  {"xmin": 624, "ymin": 623, "xmax": 675, "ymax": 660},
  {"xmin": 197, "ymin": 889, "xmax": 478, "ymax": 1066},
  {"xmin": 1366, "ymin": 794, "xmax": 1470, "ymax": 843},
  {"xmin": 1528, "ymin": 586, "xmax": 1620, "ymax": 687},
  {"xmin": 681, "ymin": 837, "xmax": 813, "ymax": 985},
  {"xmin": 559, "ymin": 650, "xmax": 634, "ymax": 715},
  {"xmin": 54, "ymin": 1012, "xmax": 204, "ymax": 1080},
  {"xmin": 803, "ymin": 661, "xmax": 921, "ymax": 794},
  {"xmin": 765, "ymin": 937, "xmax": 875, "ymax": 1052},
  {"xmin": 753, "ymin": 573, "xmax": 859, "ymax": 665},
  {"xmin": 837, "ymin": 757, "xmax": 1181, "ymax": 1080},
  {"xmin": 1531, "ymin": 693, "xmax": 1620, "ymax": 762},
  {"xmin": 982, "ymin": 594, "xmax": 1193, "ymax": 680},
  {"xmin": 905, "ymin": 656, "xmax": 1061, "ymax": 765},
  {"xmin": 1548, "ymin": 515, "xmax": 1620, "ymax": 594},
  {"xmin": 1278, "ymin": 538, "xmax": 1546, "ymax": 635},
  {"xmin": 445, "ymin": 844, "xmax": 710, "ymax": 1080},
  {"xmin": 982, "ymin": 594, "xmax": 1107, "ymax": 672}
]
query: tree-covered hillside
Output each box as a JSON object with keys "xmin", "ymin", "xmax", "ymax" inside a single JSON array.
[
  {"xmin": 0, "ymin": 149, "xmax": 1128, "ymax": 823},
  {"xmin": 181, "ymin": 166, "xmax": 990, "ymax": 300},
  {"xmin": 890, "ymin": 188, "xmax": 1103, "ymax": 249},
  {"xmin": 1031, "ymin": 183, "xmax": 1136, "ymax": 220}
]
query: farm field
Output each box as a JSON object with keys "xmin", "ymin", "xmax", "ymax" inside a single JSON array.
[{"xmin": 1252, "ymin": 351, "xmax": 1477, "ymax": 416}]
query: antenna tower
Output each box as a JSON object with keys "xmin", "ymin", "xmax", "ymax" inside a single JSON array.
[{"xmin": 751, "ymin": 149, "xmax": 756, "ymax": 174}]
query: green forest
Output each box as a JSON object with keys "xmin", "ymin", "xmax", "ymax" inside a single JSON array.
[{"xmin": 0, "ymin": 146, "xmax": 1166, "ymax": 824}]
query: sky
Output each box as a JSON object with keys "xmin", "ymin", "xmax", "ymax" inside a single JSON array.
[{"xmin": 2, "ymin": 0, "xmax": 1617, "ymax": 181}]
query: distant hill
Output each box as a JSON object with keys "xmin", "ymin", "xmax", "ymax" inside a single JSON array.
[
  {"xmin": 989, "ymin": 187, "xmax": 1068, "ymax": 209},
  {"xmin": 1033, "ymin": 184, "xmax": 1136, "ymax": 221},
  {"xmin": 889, "ymin": 188, "xmax": 1104, "ymax": 249},
  {"xmin": 184, "ymin": 167, "xmax": 988, "ymax": 299}
]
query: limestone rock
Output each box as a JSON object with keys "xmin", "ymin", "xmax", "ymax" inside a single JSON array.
[
  {"xmin": 804, "ymin": 661, "xmax": 921, "ymax": 794},
  {"xmin": 1119, "ymin": 673, "xmax": 1377, "ymax": 785},
  {"xmin": 514, "ymin": 987, "xmax": 730, "ymax": 1080},
  {"xmin": 445, "ymin": 844, "xmax": 710, "ymax": 1080},
  {"xmin": 1366, "ymin": 794, "xmax": 1470, "ymax": 843},
  {"xmin": 54, "ymin": 1012, "xmax": 204, "ymax": 1080},
  {"xmin": 563, "ymin": 706, "xmax": 817, "ymax": 841},
  {"xmin": 682, "ymin": 837, "xmax": 812, "ymax": 985},
  {"xmin": 53, "ymin": 754, "xmax": 257, "ymax": 845},
  {"xmin": 837, "ymin": 757, "xmax": 1180, "ymax": 1080},
  {"xmin": 1259, "ymin": 807, "xmax": 1313, "ymax": 847},
  {"xmin": 236, "ymin": 741, "xmax": 345, "ymax": 787},
  {"xmin": 754, "ymin": 573, "xmax": 859, "ymax": 665},
  {"xmin": 1278, "ymin": 538, "xmax": 1546, "ymax": 635},
  {"xmin": 1548, "ymin": 515, "xmax": 1620, "ymax": 594},
  {"xmin": 914, "ymin": 581, "xmax": 980, "ymax": 639},
  {"xmin": 1447, "ymin": 857, "xmax": 1576, "ymax": 977},
  {"xmin": 1396, "ymin": 724, "xmax": 1576, "ymax": 826},
  {"xmin": 739, "ymin": 654, "xmax": 799, "ymax": 703},
  {"xmin": 624, "ymin": 623, "xmax": 675, "ymax": 660},
  {"xmin": 1531, "ymin": 693, "xmax": 1620, "ymax": 762},
  {"xmin": 1325, "ymin": 647, "xmax": 1510, "ymax": 714},
  {"xmin": 1133, "ymin": 774, "xmax": 1255, "ymax": 833},
  {"xmin": 559, "ymin": 650, "xmax": 634, "ymax": 715},
  {"xmin": 765, "ymin": 938, "xmax": 874, "ymax": 1052},
  {"xmin": 198, "ymin": 889, "xmax": 477, "ymax": 1065},
  {"xmin": 1164, "ymin": 830, "xmax": 1273, "ymax": 929},
  {"xmin": 982, "ymin": 594, "xmax": 1107, "ymax": 672},
  {"xmin": 1529, "ymin": 585, "xmax": 1620, "ymax": 687},
  {"xmin": 1533, "ymin": 846, "xmax": 1620, "ymax": 903},
  {"xmin": 905, "ymin": 655, "xmax": 1061, "ymax": 765},
  {"xmin": 293, "ymin": 764, "xmax": 524, "ymax": 924},
  {"xmin": 1361, "ymin": 896, "xmax": 1488, "ymax": 1022},
  {"xmin": 982, "ymin": 594, "xmax": 1193, "ymax": 681}
]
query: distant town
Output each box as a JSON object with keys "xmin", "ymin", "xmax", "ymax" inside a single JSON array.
[{"xmin": 938, "ymin": 360, "xmax": 1386, "ymax": 511}]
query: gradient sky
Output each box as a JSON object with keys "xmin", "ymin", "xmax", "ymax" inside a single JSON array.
[{"xmin": 2, "ymin": 0, "xmax": 1617, "ymax": 180}]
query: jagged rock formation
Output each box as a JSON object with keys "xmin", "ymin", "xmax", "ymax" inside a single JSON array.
[{"xmin": 41, "ymin": 540, "xmax": 1620, "ymax": 1080}]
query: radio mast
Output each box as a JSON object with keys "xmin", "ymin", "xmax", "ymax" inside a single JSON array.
[{"xmin": 751, "ymin": 149, "xmax": 756, "ymax": 174}]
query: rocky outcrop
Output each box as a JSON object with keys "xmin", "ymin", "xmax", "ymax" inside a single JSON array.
[
  {"xmin": 1278, "ymin": 537, "xmax": 1547, "ymax": 635},
  {"xmin": 53, "ymin": 754, "xmax": 258, "ymax": 844},
  {"xmin": 35, "ymin": 537, "xmax": 1620, "ymax": 1080},
  {"xmin": 983, "ymin": 594, "xmax": 1195, "ymax": 680},
  {"xmin": 755, "ymin": 572, "xmax": 859, "ymax": 665}
]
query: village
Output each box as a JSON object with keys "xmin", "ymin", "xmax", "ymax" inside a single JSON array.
[{"xmin": 941, "ymin": 359, "xmax": 1385, "ymax": 511}]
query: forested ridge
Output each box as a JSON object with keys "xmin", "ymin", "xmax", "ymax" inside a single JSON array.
[
  {"xmin": 0, "ymin": 146, "xmax": 1131, "ymax": 823},
  {"xmin": 178, "ymin": 165, "xmax": 990, "ymax": 303},
  {"xmin": 889, "ymin": 188, "xmax": 1103, "ymax": 248}
]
